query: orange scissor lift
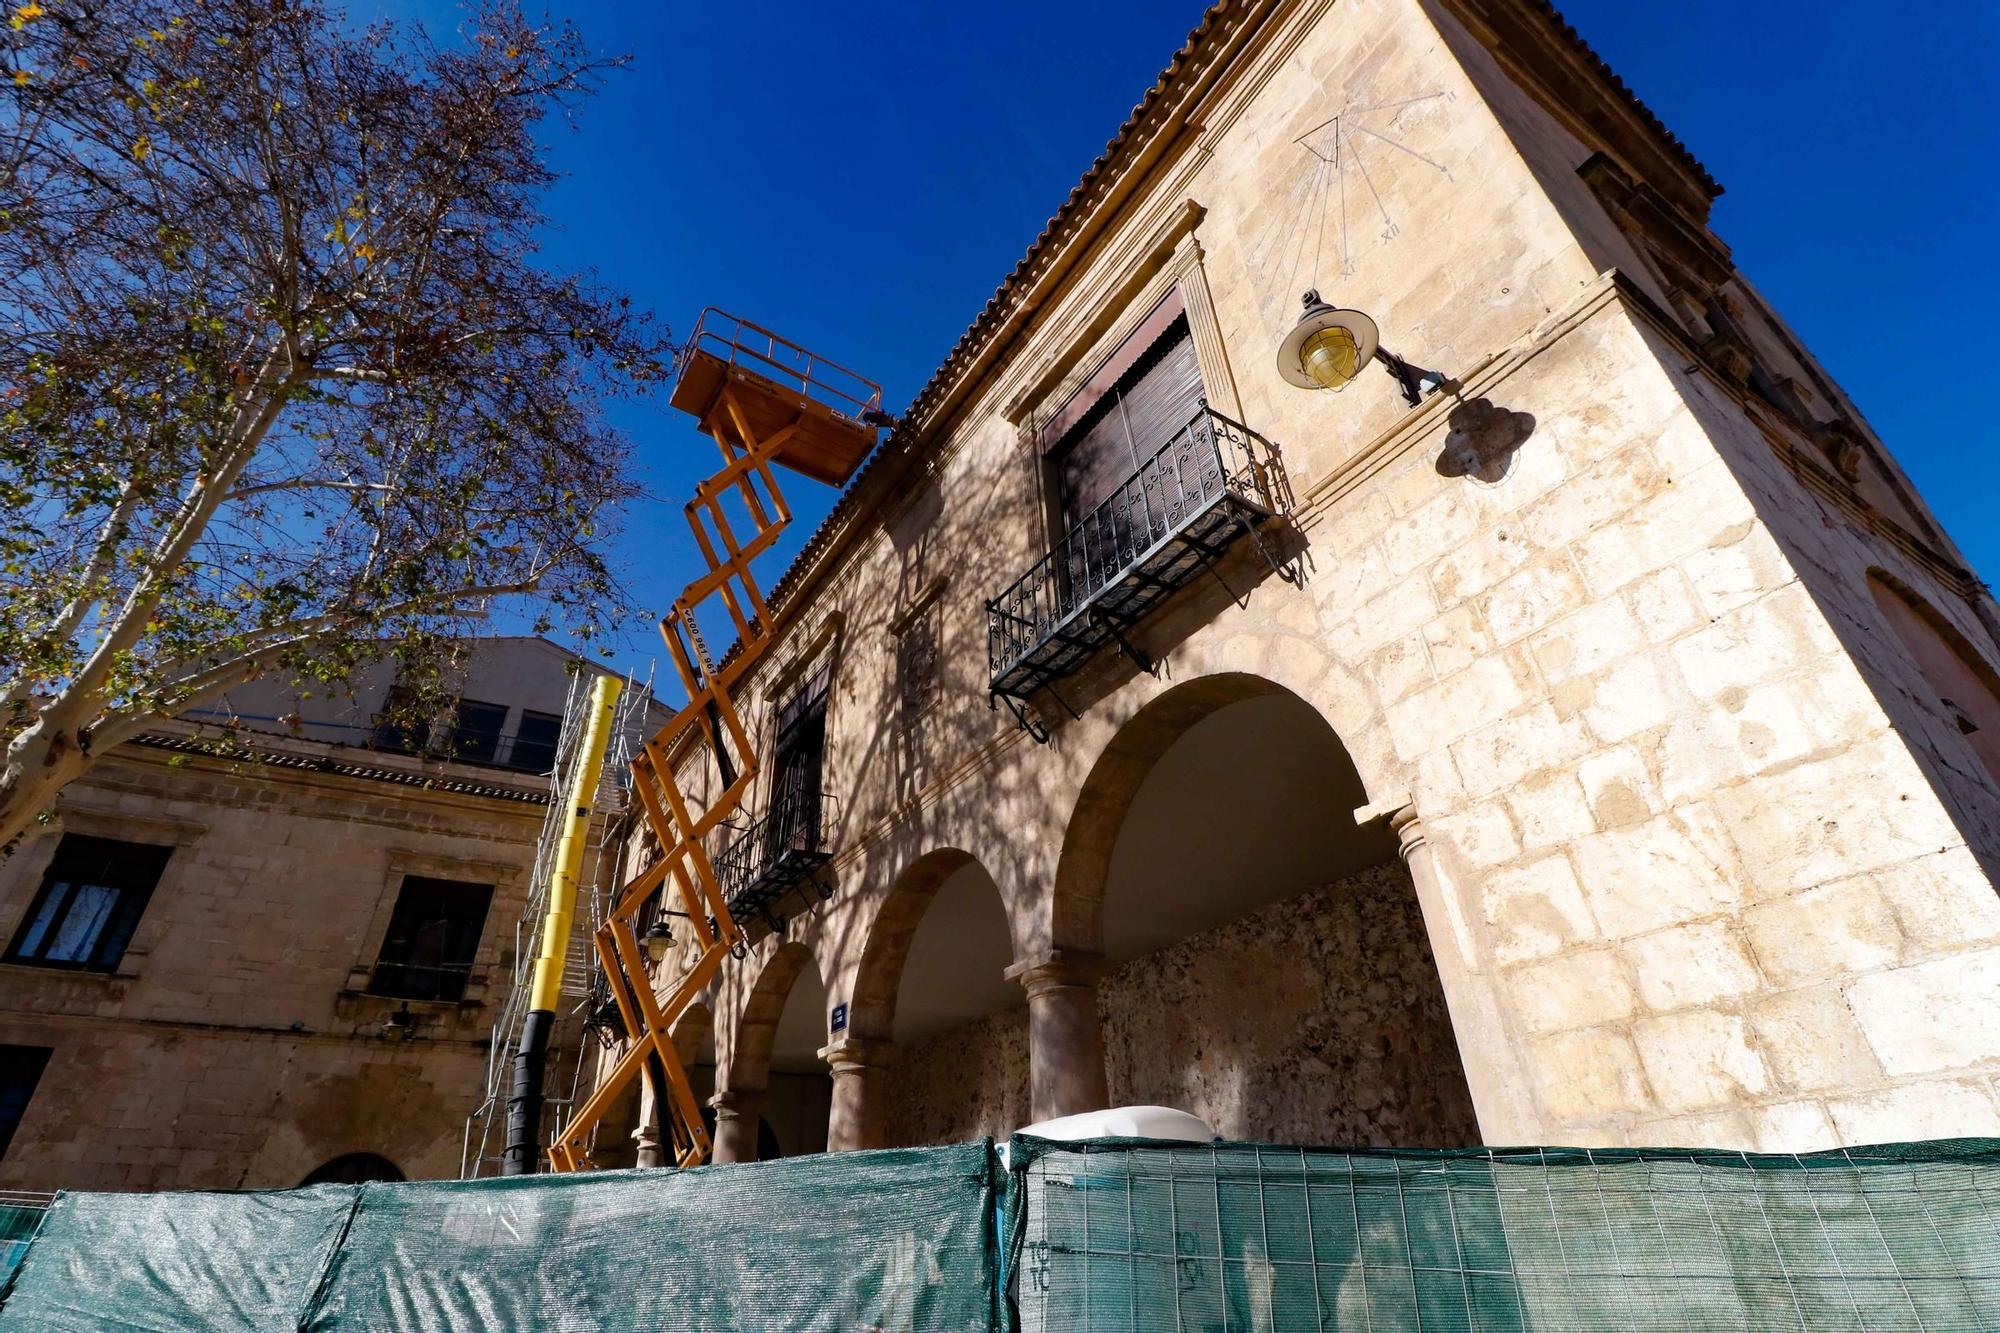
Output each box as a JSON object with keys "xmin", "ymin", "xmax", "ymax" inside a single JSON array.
[{"xmin": 548, "ymin": 311, "xmax": 886, "ymax": 1171}]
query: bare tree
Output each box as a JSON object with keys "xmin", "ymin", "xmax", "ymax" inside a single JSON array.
[{"xmin": 0, "ymin": 0, "xmax": 667, "ymax": 848}]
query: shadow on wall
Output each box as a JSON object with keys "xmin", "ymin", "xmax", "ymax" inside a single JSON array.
[{"xmin": 1435, "ymin": 397, "xmax": 1536, "ymax": 484}]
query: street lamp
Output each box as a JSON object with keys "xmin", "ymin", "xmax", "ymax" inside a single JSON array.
[
  {"xmin": 643, "ymin": 918, "xmax": 675, "ymax": 963},
  {"xmin": 1277, "ymin": 290, "xmax": 1441, "ymax": 407}
]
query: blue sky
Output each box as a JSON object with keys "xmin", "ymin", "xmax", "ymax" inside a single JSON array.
[{"xmin": 374, "ymin": 1, "xmax": 2000, "ymax": 677}]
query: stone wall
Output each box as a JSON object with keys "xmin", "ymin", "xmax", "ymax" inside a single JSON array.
[{"xmin": 883, "ymin": 861, "xmax": 1477, "ymax": 1148}]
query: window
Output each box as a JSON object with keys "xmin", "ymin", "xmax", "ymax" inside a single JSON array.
[
  {"xmin": 768, "ymin": 663, "xmax": 831, "ymax": 855},
  {"xmin": 1040, "ymin": 294, "xmax": 1204, "ymax": 534},
  {"xmin": 448, "ymin": 699, "xmax": 509, "ymax": 765},
  {"xmin": 369, "ymin": 685, "xmax": 432, "ymax": 755},
  {"xmin": 0, "ymin": 1046, "xmax": 50, "ymax": 1159},
  {"xmin": 506, "ymin": 709, "xmax": 562, "ymax": 774},
  {"xmin": 368, "ymin": 876, "xmax": 493, "ymax": 1002},
  {"xmin": 6, "ymin": 835, "xmax": 170, "ymax": 972},
  {"xmin": 897, "ymin": 610, "xmax": 939, "ymax": 723}
]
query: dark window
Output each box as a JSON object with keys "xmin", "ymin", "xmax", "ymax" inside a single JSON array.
[
  {"xmin": 448, "ymin": 699, "xmax": 509, "ymax": 765},
  {"xmin": 0, "ymin": 1046, "xmax": 51, "ymax": 1159},
  {"xmin": 506, "ymin": 709, "xmax": 562, "ymax": 774},
  {"xmin": 1044, "ymin": 306, "xmax": 1204, "ymax": 533},
  {"xmin": 369, "ymin": 685, "xmax": 431, "ymax": 755},
  {"xmin": 897, "ymin": 611, "xmax": 939, "ymax": 723},
  {"xmin": 6, "ymin": 835, "xmax": 170, "ymax": 972},
  {"xmin": 768, "ymin": 664, "xmax": 831, "ymax": 857},
  {"xmin": 368, "ymin": 876, "xmax": 493, "ymax": 1002},
  {"xmin": 299, "ymin": 1152, "xmax": 403, "ymax": 1185}
]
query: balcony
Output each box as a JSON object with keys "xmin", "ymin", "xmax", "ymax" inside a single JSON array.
[
  {"xmin": 986, "ymin": 403, "xmax": 1290, "ymax": 714},
  {"xmin": 712, "ymin": 789, "xmax": 836, "ymax": 946}
]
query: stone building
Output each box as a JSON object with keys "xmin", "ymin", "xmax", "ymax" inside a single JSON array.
[
  {"xmin": 0, "ymin": 638, "xmax": 641, "ymax": 1191},
  {"xmin": 595, "ymin": 0, "xmax": 2000, "ymax": 1166}
]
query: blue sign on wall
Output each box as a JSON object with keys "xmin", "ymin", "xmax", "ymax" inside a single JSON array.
[{"xmin": 830, "ymin": 1002, "xmax": 848, "ymax": 1034}]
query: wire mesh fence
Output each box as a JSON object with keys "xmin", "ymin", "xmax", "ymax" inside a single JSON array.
[
  {"xmin": 1001, "ymin": 1137, "xmax": 2000, "ymax": 1332},
  {"xmin": 5, "ymin": 1137, "xmax": 1999, "ymax": 1330}
]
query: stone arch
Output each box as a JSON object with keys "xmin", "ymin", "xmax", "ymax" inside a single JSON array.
[
  {"xmin": 1867, "ymin": 569, "xmax": 2000, "ymax": 789},
  {"xmin": 299, "ymin": 1152, "xmax": 402, "ymax": 1186},
  {"xmin": 722, "ymin": 939, "xmax": 824, "ymax": 1095},
  {"xmin": 1040, "ymin": 667, "xmax": 1476, "ymax": 1145},
  {"xmin": 1050, "ymin": 670, "xmax": 1381, "ymax": 953},
  {"xmin": 847, "ymin": 847, "xmax": 1016, "ymax": 1043}
]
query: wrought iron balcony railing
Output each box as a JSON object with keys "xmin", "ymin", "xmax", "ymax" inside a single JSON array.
[
  {"xmin": 711, "ymin": 788, "xmax": 836, "ymax": 947},
  {"xmin": 985, "ymin": 403, "xmax": 1289, "ymax": 717}
]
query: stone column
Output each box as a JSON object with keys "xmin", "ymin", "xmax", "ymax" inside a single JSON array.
[
  {"xmin": 1005, "ymin": 950, "xmax": 1110, "ymax": 1124},
  {"xmin": 1359, "ymin": 796, "xmax": 1541, "ymax": 1143},
  {"xmin": 819, "ymin": 1038, "xmax": 895, "ymax": 1152},
  {"xmin": 710, "ymin": 1087, "xmax": 764, "ymax": 1164}
]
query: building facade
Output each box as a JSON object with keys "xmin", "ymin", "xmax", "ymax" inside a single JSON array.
[
  {"xmin": 596, "ymin": 0, "xmax": 2000, "ymax": 1166},
  {"xmin": 0, "ymin": 638, "xmax": 632, "ymax": 1191}
]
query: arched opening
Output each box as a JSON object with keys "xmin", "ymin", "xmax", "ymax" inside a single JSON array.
[
  {"xmin": 724, "ymin": 941, "xmax": 832, "ymax": 1159},
  {"xmin": 299, "ymin": 1152, "xmax": 403, "ymax": 1186},
  {"xmin": 1868, "ymin": 571, "xmax": 2000, "ymax": 791},
  {"xmin": 1058, "ymin": 672, "xmax": 1479, "ymax": 1146},
  {"xmin": 853, "ymin": 850, "xmax": 1024, "ymax": 1146}
]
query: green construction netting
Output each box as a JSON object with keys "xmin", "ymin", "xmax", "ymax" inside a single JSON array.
[
  {"xmin": 5, "ymin": 1136, "xmax": 1999, "ymax": 1331},
  {"xmin": 1001, "ymin": 1136, "xmax": 2000, "ymax": 1331},
  {"xmin": 0, "ymin": 1142, "xmax": 998, "ymax": 1332},
  {"xmin": 0, "ymin": 1205, "xmax": 47, "ymax": 1284}
]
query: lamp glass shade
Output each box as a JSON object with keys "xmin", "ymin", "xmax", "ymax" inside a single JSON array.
[
  {"xmin": 1300, "ymin": 325, "xmax": 1361, "ymax": 389},
  {"xmin": 1276, "ymin": 298, "xmax": 1379, "ymax": 391}
]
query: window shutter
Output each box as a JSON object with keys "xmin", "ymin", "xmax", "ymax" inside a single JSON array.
[{"xmin": 1050, "ymin": 316, "xmax": 1204, "ymax": 529}]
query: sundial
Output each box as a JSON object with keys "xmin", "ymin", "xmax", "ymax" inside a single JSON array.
[{"xmin": 1253, "ymin": 89, "xmax": 1456, "ymax": 325}]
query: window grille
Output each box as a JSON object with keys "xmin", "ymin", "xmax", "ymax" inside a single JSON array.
[{"xmin": 368, "ymin": 876, "xmax": 494, "ymax": 1003}]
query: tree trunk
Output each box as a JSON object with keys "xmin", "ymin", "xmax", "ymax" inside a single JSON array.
[{"xmin": 0, "ymin": 714, "xmax": 96, "ymax": 855}]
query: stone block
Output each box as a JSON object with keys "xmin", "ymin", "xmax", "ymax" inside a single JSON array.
[
  {"xmin": 1507, "ymin": 948, "xmax": 1635, "ymax": 1034},
  {"xmin": 1480, "ymin": 557, "xmax": 1591, "ymax": 646},
  {"xmin": 1621, "ymin": 566, "xmax": 1707, "ymax": 646},
  {"xmin": 1672, "ymin": 583, "xmax": 1841, "ymax": 701},
  {"xmin": 1452, "ymin": 703, "xmax": 1591, "ymax": 797},
  {"xmin": 1746, "ymin": 984, "xmax": 1883, "ymax": 1092},
  {"xmin": 1751, "ymin": 1100, "xmax": 1839, "ymax": 1153},
  {"xmin": 1528, "ymin": 597, "xmax": 1643, "ymax": 686},
  {"xmin": 1825, "ymin": 1080, "xmax": 2000, "ymax": 1145},
  {"xmin": 1506, "ymin": 771, "xmax": 1597, "ymax": 851},
  {"xmin": 1350, "ymin": 571, "xmax": 1440, "ymax": 652},
  {"xmin": 1680, "ymin": 522, "xmax": 1796, "ymax": 620},
  {"xmin": 1632, "ymin": 1010, "xmax": 1772, "ymax": 1112},
  {"xmin": 1384, "ymin": 651, "xmax": 1532, "ymax": 762},
  {"xmin": 1579, "ymin": 653, "xmax": 1680, "ymax": 743},
  {"xmin": 1623, "ymin": 922, "xmax": 1762, "ymax": 1011},
  {"xmin": 1370, "ymin": 631, "xmax": 1436, "ymax": 706},
  {"xmin": 1421, "ymin": 602, "xmax": 1493, "ymax": 681},
  {"xmin": 1381, "ymin": 486, "xmax": 1480, "ymax": 576},
  {"xmin": 1845, "ymin": 950, "xmax": 2000, "ymax": 1076},
  {"xmin": 1743, "ymin": 877, "xmax": 1903, "ymax": 986},
  {"xmin": 1478, "ymin": 852, "xmax": 1598, "ymax": 964},
  {"xmin": 1576, "ymin": 746, "xmax": 1661, "ymax": 828},
  {"xmin": 1431, "ymin": 801, "xmax": 1522, "ymax": 868},
  {"xmin": 1519, "ymin": 445, "xmax": 1669, "ymax": 552},
  {"xmin": 1529, "ymin": 1025, "xmax": 1652, "ymax": 1121},
  {"xmin": 1875, "ymin": 845, "xmax": 2000, "ymax": 953},
  {"xmin": 1430, "ymin": 524, "xmax": 1535, "ymax": 607},
  {"xmin": 1570, "ymin": 807, "xmax": 1740, "ymax": 938}
]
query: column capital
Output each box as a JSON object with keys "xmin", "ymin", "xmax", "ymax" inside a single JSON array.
[
  {"xmin": 1354, "ymin": 793, "xmax": 1425, "ymax": 861},
  {"xmin": 817, "ymin": 1037, "xmax": 895, "ymax": 1075},
  {"xmin": 710, "ymin": 1086, "xmax": 765, "ymax": 1118},
  {"xmin": 1004, "ymin": 949, "xmax": 1107, "ymax": 998}
]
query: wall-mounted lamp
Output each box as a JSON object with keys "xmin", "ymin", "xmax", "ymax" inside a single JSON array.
[
  {"xmin": 1277, "ymin": 291, "xmax": 1445, "ymax": 408},
  {"xmin": 643, "ymin": 918, "xmax": 675, "ymax": 963}
]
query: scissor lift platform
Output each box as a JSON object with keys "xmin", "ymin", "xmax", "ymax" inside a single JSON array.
[{"xmin": 668, "ymin": 309, "xmax": 884, "ymax": 486}]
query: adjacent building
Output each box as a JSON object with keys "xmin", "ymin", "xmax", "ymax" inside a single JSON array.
[{"xmin": 0, "ymin": 638, "xmax": 642, "ymax": 1191}]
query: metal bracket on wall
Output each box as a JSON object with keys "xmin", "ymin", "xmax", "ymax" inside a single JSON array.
[{"xmin": 1088, "ymin": 604, "xmax": 1157, "ymax": 676}]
